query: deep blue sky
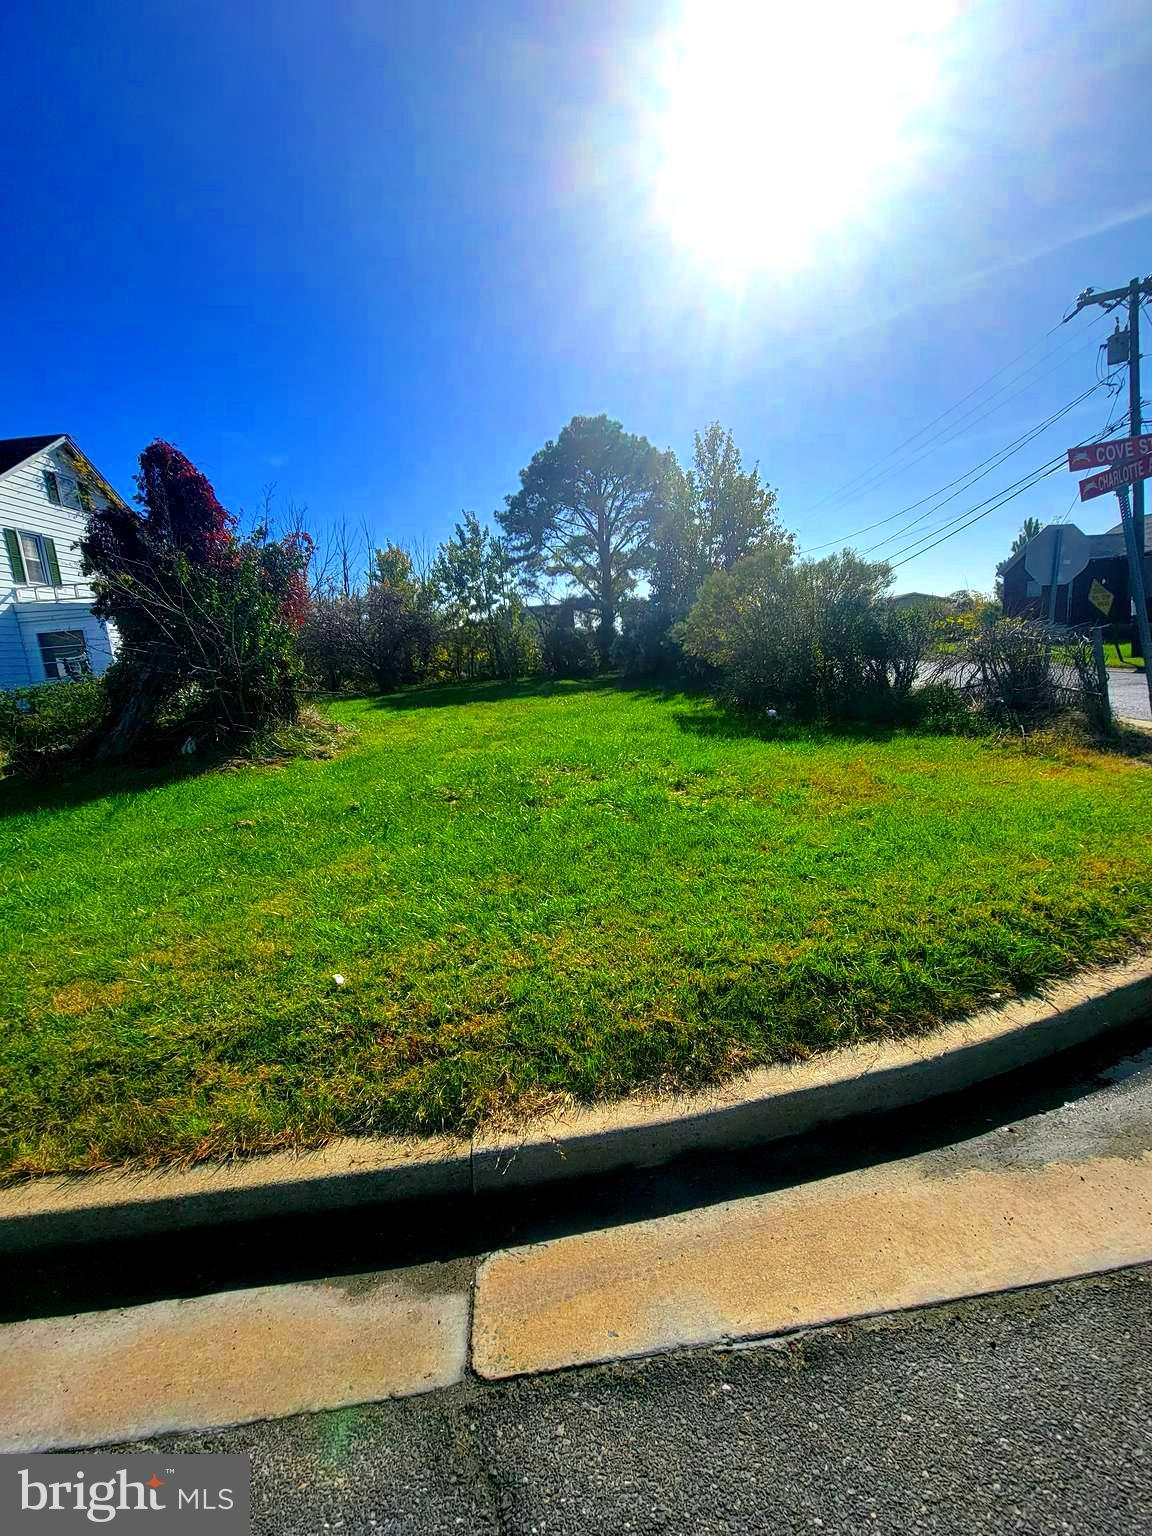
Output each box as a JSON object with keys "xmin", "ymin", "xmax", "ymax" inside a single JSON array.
[{"xmin": 2, "ymin": 0, "xmax": 1149, "ymax": 594}]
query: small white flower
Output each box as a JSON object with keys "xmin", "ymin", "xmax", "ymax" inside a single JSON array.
[
  {"xmin": 765, "ymin": 708, "xmax": 778, "ymax": 719},
  {"xmin": 332, "ymin": 973, "xmax": 346, "ymax": 986}
]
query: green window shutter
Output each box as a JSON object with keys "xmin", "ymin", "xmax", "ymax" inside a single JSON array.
[
  {"xmin": 3, "ymin": 529, "xmax": 26, "ymax": 583},
  {"xmin": 44, "ymin": 538, "xmax": 62, "ymax": 587},
  {"xmin": 43, "ymin": 470, "xmax": 61, "ymax": 505}
]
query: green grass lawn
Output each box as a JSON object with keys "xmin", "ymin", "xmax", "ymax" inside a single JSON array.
[
  {"xmin": 1105, "ymin": 641, "xmax": 1146, "ymax": 670},
  {"xmin": 2, "ymin": 679, "xmax": 1151, "ymax": 1178}
]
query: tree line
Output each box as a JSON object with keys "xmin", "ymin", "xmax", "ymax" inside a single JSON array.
[
  {"xmin": 299, "ymin": 413, "xmax": 788, "ymax": 693},
  {"xmin": 6, "ymin": 413, "xmax": 1030, "ymax": 772}
]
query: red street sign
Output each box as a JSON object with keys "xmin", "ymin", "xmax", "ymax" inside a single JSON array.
[
  {"xmin": 1078, "ymin": 453, "xmax": 1152, "ymax": 501},
  {"xmin": 1067, "ymin": 432, "xmax": 1152, "ymax": 472}
]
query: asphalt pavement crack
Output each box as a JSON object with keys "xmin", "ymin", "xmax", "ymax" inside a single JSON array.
[{"xmin": 441, "ymin": 1396, "xmax": 512, "ymax": 1536}]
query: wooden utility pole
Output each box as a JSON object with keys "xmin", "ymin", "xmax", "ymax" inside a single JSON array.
[
  {"xmin": 1114, "ymin": 482, "xmax": 1152, "ymax": 714},
  {"xmin": 1068, "ymin": 276, "xmax": 1152, "ymax": 654},
  {"xmin": 1127, "ymin": 277, "xmax": 1145, "ymax": 560}
]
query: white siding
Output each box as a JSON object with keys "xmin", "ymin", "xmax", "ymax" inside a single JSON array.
[
  {"xmin": 0, "ymin": 441, "xmax": 120, "ymax": 689},
  {"xmin": 0, "ymin": 606, "xmax": 29, "ymax": 688}
]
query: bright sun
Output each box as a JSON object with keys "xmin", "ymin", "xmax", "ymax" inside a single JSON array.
[{"xmin": 648, "ymin": 0, "xmax": 956, "ymax": 279}]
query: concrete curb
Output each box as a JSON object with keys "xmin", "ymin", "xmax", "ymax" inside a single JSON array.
[
  {"xmin": 0, "ymin": 1136, "xmax": 472, "ymax": 1254},
  {"xmin": 2, "ymin": 953, "xmax": 1150, "ymax": 1253},
  {"xmin": 472, "ymin": 951, "xmax": 1152, "ymax": 1190}
]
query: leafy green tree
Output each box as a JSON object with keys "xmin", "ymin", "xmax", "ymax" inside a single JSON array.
[
  {"xmin": 651, "ymin": 423, "xmax": 790, "ymax": 619},
  {"xmin": 499, "ymin": 415, "xmax": 674, "ymax": 667},
  {"xmin": 430, "ymin": 512, "xmax": 536, "ymax": 679},
  {"xmin": 1010, "ymin": 516, "xmax": 1043, "ymax": 557}
]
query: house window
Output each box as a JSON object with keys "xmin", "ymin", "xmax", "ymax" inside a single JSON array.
[
  {"xmin": 19, "ymin": 531, "xmax": 50, "ymax": 584},
  {"xmin": 42, "ymin": 468, "xmax": 86, "ymax": 508},
  {"xmin": 37, "ymin": 630, "xmax": 91, "ymax": 680},
  {"xmin": 3, "ymin": 528, "xmax": 62, "ymax": 585}
]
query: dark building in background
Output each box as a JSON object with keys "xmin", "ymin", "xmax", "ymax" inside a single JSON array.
[{"xmin": 1000, "ymin": 520, "xmax": 1151, "ymax": 629}]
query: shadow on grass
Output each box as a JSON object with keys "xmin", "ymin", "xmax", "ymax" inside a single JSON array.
[
  {"xmin": 0, "ymin": 675, "xmax": 976, "ymax": 820},
  {"xmin": 667, "ymin": 708, "xmax": 938, "ymax": 747},
  {"xmin": 367, "ymin": 676, "xmax": 622, "ymax": 712},
  {"xmin": 0, "ymin": 754, "xmax": 239, "ymax": 821},
  {"xmin": 333, "ymin": 674, "xmax": 953, "ymax": 751}
]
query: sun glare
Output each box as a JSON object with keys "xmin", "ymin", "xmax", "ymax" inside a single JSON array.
[{"xmin": 648, "ymin": 0, "xmax": 956, "ymax": 280}]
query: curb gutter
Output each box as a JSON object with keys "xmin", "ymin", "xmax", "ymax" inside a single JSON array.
[{"xmin": 2, "ymin": 954, "xmax": 1150, "ymax": 1253}]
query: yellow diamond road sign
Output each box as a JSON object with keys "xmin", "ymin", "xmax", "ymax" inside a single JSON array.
[{"xmin": 1088, "ymin": 579, "xmax": 1114, "ymax": 616}]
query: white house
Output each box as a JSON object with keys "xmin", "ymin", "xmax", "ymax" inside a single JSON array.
[{"xmin": 0, "ymin": 435, "xmax": 122, "ymax": 690}]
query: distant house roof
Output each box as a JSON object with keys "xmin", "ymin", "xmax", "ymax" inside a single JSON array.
[
  {"xmin": 523, "ymin": 596, "xmax": 597, "ymax": 615},
  {"xmin": 1103, "ymin": 520, "xmax": 1152, "ymax": 550},
  {"xmin": 0, "ymin": 434, "xmax": 66, "ymax": 478},
  {"xmin": 889, "ymin": 591, "xmax": 946, "ymax": 608}
]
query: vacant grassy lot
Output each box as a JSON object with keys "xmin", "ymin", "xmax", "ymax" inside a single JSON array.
[{"xmin": 2, "ymin": 679, "xmax": 1151, "ymax": 1176}]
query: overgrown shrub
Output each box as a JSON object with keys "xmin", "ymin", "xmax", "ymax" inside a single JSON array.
[
  {"xmin": 540, "ymin": 625, "xmax": 599, "ymax": 679},
  {"xmin": 611, "ymin": 600, "xmax": 687, "ymax": 678},
  {"xmin": 297, "ymin": 593, "xmax": 358, "ymax": 692},
  {"xmin": 0, "ymin": 678, "xmax": 107, "ymax": 771},
  {"xmin": 899, "ymin": 679, "xmax": 974, "ymax": 734},
  {"xmin": 947, "ymin": 618, "xmax": 1055, "ymax": 721},
  {"xmin": 681, "ymin": 549, "xmax": 934, "ymax": 720},
  {"xmin": 298, "ymin": 547, "xmax": 442, "ymax": 693},
  {"xmin": 1065, "ymin": 636, "xmax": 1115, "ymax": 737},
  {"xmin": 943, "ymin": 618, "xmax": 1112, "ymax": 734},
  {"xmin": 79, "ymin": 440, "xmax": 310, "ymax": 761}
]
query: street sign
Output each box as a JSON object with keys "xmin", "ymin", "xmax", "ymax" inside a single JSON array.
[
  {"xmin": 1022, "ymin": 523, "xmax": 1093, "ymax": 586},
  {"xmin": 1078, "ymin": 453, "xmax": 1152, "ymax": 501},
  {"xmin": 1088, "ymin": 579, "xmax": 1114, "ymax": 616},
  {"xmin": 1066, "ymin": 432, "xmax": 1152, "ymax": 472}
]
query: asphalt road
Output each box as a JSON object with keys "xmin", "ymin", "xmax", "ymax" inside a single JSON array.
[
  {"xmin": 105, "ymin": 1265, "xmax": 1152, "ymax": 1535},
  {"xmin": 1108, "ymin": 665, "xmax": 1152, "ymax": 721}
]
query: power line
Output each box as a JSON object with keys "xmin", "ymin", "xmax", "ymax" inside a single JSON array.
[
  {"xmin": 794, "ymin": 311, "xmax": 1107, "ymax": 524},
  {"xmin": 879, "ymin": 454, "xmax": 1065, "ymax": 568},
  {"xmin": 797, "ymin": 317, "xmax": 1090, "ymax": 514},
  {"xmin": 1055, "ymin": 405, "xmax": 1129, "ymax": 524},
  {"xmin": 887, "ymin": 403, "xmax": 1134, "ymax": 569},
  {"xmin": 799, "ymin": 383, "xmax": 1102, "ymax": 556},
  {"xmin": 1055, "ymin": 487, "xmax": 1082, "ymax": 526},
  {"xmin": 809, "ymin": 326, "xmax": 1109, "ymax": 522},
  {"xmin": 887, "ymin": 461, "xmax": 1066, "ymax": 571},
  {"xmin": 856, "ymin": 389, "xmax": 1100, "ymax": 555},
  {"xmin": 885, "ymin": 404, "xmax": 1133, "ymax": 571}
]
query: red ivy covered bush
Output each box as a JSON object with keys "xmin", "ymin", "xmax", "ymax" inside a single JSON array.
[{"xmin": 80, "ymin": 440, "xmax": 312, "ymax": 760}]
